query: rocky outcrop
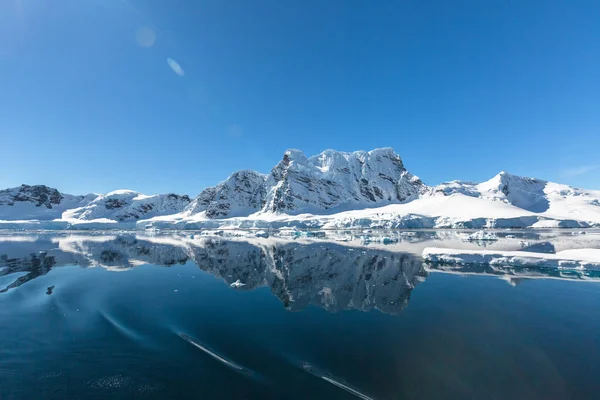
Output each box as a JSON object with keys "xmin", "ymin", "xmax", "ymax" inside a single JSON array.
[{"xmin": 0, "ymin": 184, "xmax": 64, "ymax": 208}]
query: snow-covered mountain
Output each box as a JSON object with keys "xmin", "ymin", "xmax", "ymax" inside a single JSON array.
[
  {"xmin": 179, "ymin": 148, "xmax": 425, "ymax": 220},
  {"xmin": 262, "ymin": 148, "xmax": 425, "ymax": 214},
  {"xmin": 0, "ymin": 185, "xmax": 97, "ymax": 221},
  {"xmin": 430, "ymin": 171, "xmax": 600, "ymax": 226},
  {"xmin": 1, "ymin": 148, "xmax": 600, "ymax": 229}
]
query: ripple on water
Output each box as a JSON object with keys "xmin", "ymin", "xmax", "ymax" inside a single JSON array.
[
  {"xmin": 85, "ymin": 374, "xmax": 162, "ymax": 394},
  {"xmin": 86, "ymin": 374, "xmax": 132, "ymax": 390}
]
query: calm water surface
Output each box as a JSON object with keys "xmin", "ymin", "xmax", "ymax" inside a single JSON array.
[{"xmin": 1, "ymin": 231, "xmax": 599, "ymax": 399}]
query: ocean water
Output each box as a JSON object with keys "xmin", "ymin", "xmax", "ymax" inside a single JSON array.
[{"xmin": 1, "ymin": 231, "xmax": 599, "ymax": 399}]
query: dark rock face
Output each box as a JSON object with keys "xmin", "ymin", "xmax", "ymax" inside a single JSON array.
[
  {"xmin": 167, "ymin": 194, "xmax": 191, "ymax": 202},
  {"xmin": 105, "ymin": 198, "xmax": 127, "ymax": 210},
  {"xmin": 0, "ymin": 185, "xmax": 64, "ymax": 208}
]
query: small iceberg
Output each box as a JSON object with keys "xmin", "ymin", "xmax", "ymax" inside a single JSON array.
[{"xmin": 230, "ymin": 279, "xmax": 246, "ymax": 288}]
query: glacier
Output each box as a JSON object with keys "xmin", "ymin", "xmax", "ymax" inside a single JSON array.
[{"xmin": 1, "ymin": 148, "xmax": 600, "ymax": 230}]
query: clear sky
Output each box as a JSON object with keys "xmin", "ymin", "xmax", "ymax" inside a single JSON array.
[{"xmin": 1, "ymin": 0, "xmax": 599, "ymax": 196}]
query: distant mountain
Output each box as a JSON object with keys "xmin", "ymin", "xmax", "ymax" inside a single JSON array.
[
  {"xmin": 0, "ymin": 185, "xmax": 190, "ymax": 222},
  {"xmin": 1, "ymin": 148, "xmax": 599, "ymax": 229},
  {"xmin": 433, "ymin": 172, "xmax": 550, "ymax": 212}
]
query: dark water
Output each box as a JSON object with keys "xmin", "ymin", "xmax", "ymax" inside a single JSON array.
[{"xmin": 1, "ymin": 232, "xmax": 600, "ymax": 399}]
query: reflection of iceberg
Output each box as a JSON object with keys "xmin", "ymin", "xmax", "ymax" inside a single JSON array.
[
  {"xmin": 423, "ymin": 247, "xmax": 600, "ymax": 271},
  {"xmin": 424, "ymin": 247, "xmax": 600, "ymax": 285},
  {"xmin": 426, "ymin": 262, "xmax": 600, "ymax": 285}
]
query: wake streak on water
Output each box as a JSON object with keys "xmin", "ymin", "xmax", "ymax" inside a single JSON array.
[
  {"xmin": 179, "ymin": 333, "xmax": 246, "ymax": 372},
  {"xmin": 302, "ymin": 362, "xmax": 375, "ymax": 400}
]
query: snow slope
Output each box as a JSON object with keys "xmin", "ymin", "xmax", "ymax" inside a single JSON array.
[
  {"xmin": 140, "ymin": 189, "xmax": 598, "ymax": 230},
  {"xmin": 432, "ymin": 172, "xmax": 600, "ymax": 226}
]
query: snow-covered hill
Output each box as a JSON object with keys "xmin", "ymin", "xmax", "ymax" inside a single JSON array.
[
  {"xmin": 62, "ymin": 190, "xmax": 191, "ymax": 222},
  {"xmin": 1, "ymin": 148, "xmax": 600, "ymax": 230},
  {"xmin": 0, "ymin": 185, "xmax": 190, "ymax": 225}
]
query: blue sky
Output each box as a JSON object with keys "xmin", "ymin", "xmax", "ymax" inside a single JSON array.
[{"xmin": 1, "ymin": 0, "xmax": 599, "ymax": 195}]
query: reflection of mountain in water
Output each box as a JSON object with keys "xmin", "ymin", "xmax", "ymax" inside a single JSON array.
[
  {"xmin": 0, "ymin": 234, "xmax": 427, "ymax": 314},
  {"xmin": 0, "ymin": 251, "xmax": 56, "ymax": 293},
  {"xmin": 3, "ymin": 233, "xmax": 599, "ymax": 312}
]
